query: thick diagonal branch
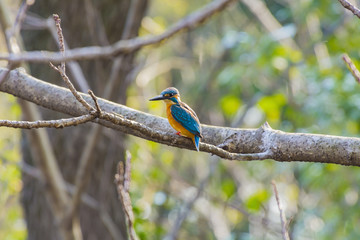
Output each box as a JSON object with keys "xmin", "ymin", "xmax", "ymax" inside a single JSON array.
[{"xmin": 1, "ymin": 68, "xmax": 360, "ymax": 166}]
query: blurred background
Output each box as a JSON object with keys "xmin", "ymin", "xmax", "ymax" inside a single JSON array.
[{"xmin": 1, "ymin": 0, "xmax": 360, "ymax": 239}]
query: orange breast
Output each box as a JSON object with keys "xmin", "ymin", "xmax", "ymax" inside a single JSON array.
[{"xmin": 166, "ymin": 103, "xmax": 195, "ymax": 139}]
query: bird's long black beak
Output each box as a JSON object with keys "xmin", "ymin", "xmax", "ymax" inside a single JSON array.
[{"xmin": 149, "ymin": 95, "xmax": 166, "ymax": 101}]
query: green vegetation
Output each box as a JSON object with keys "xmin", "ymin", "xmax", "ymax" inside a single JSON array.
[{"xmin": 1, "ymin": 0, "xmax": 360, "ymax": 239}]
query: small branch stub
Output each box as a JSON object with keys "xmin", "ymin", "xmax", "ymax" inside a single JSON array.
[{"xmin": 343, "ymin": 54, "xmax": 360, "ymax": 83}]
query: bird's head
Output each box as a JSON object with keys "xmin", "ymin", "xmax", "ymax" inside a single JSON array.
[{"xmin": 149, "ymin": 87, "xmax": 181, "ymax": 104}]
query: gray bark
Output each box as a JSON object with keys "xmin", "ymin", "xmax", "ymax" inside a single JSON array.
[{"xmin": 2, "ymin": 67, "xmax": 360, "ymax": 166}]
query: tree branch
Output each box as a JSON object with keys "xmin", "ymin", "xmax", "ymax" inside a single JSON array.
[
  {"xmin": 272, "ymin": 181, "xmax": 290, "ymax": 240},
  {"xmin": 0, "ymin": 114, "xmax": 96, "ymax": 128},
  {"xmin": 0, "ymin": 0, "xmax": 235, "ymax": 64},
  {"xmin": 337, "ymin": 0, "xmax": 360, "ymax": 19},
  {"xmin": 342, "ymin": 53, "xmax": 360, "ymax": 83},
  {"xmin": 1, "ymin": 67, "xmax": 360, "ymax": 166}
]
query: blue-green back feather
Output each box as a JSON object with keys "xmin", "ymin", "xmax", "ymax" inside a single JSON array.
[
  {"xmin": 170, "ymin": 103, "xmax": 201, "ymax": 137},
  {"xmin": 194, "ymin": 135, "xmax": 200, "ymax": 151}
]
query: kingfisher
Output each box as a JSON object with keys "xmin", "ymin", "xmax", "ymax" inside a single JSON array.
[{"xmin": 149, "ymin": 87, "xmax": 203, "ymax": 151}]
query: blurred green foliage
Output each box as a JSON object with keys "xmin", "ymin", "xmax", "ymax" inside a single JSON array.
[
  {"xmin": 0, "ymin": 95, "xmax": 26, "ymax": 240},
  {"xmin": 2, "ymin": 0, "xmax": 360, "ymax": 239},
  {"xmin": 131, "ymin": 0, "xmax": 360, "ymax": 239}
]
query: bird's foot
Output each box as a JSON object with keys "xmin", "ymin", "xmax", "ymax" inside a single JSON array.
[{"xmin": 176, "ymin": 131, "xmax": 181, "ymax": 136}]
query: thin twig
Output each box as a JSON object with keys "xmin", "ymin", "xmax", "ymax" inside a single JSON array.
[
  {"xmin": 337, "ymin": 0, "xmax": 360, "ymax": 19},
  {"xmin": 49, "ymin": 15, "xmax": 93, "ymax": 112},
  {"xmin": 342, "ymin": 54, "xmax": 360, "ymax": 83},
  {"xmin": 22, "ymin": 13, "xmax": 90, "ymax": 91},
  {"xmin": 0, "ymin": 114, "xmax": 96, "ymax": 129},
  {"xmin": 88, "ymin": 90, "xmax": 101, "ymax": 113},
  {"xmin": 115, "ymin": 151, "xmax": 138, "ymax": 240},
  {"xmin": 0, "ymin": 0, "xmax": 235, "ymax": 63},
  {"xmin": 50, "ymin": 60, "xmax": 93, "ymax": 111},
  {"xmin": 271, "ymin": 181, "xmax": 290, "ymax": 240},
  {"xmin": 52, "ymin": 14, "xmax": 65, "ymax": 71},
  {"xmin": 46, "ymin": 15, "xmax": 90, "ymax": 92}
]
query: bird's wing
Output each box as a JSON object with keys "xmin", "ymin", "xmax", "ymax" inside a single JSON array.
[{"xmin": 171, "ymin": 103, "xmax": 201, "ymax": 136}]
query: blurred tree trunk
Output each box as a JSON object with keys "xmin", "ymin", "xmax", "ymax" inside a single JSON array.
[{"xmin": 20, "ymin": 1, "xmax": 147, "ymax": 239}]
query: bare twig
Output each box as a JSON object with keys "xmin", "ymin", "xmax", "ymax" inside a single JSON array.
[
  {"xmin": 0, "ymin": 0, "xmax": 235, "ymax": 63},
  {"xmin": 45, "ymin": 15, "xmax": 90, "ymax": 92},
  {"xmin": 342, "ymin": 54, "xmax": 360, "ymax": 83},
  {"xmin": 337, "ymin": 0, "xmax": 360, "ymax": 19},
  {"xmin": 0, "ymin": 74, "xmax": 99, "ymax": 131},
  {"xmin": 52, "ymin": 14, "xmax": 65, "ymax": 70},
  {"xmin": 272, "ymin": 181, "xmax": 290, "ymax": 240},
  {"xmin": 0, "ymin": 114, "xmax": 96, "ymax": 129},
  {"xmin": 23, "ymin": 14, "xmax": 90, "ymax": 91},
  {"xmin": 115, "ymin": 151, "xmax": 138, "ymax": 240},
  {"xmin": 49, "ymin": 14, "xmax": 93, "ymax": 112},
  {"xmin": 88, "ymin": 90, "xmax": 101, "ymax": 112}
]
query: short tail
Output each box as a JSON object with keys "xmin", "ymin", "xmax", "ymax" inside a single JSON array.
[{"xmin": 193, "ymin": 135, "xmax": 200, "ymax": 152}]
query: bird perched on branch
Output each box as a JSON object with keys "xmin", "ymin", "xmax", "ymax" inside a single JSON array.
[{"xmin": 149, "ymin": 87, "xmax": 203, "ymax": 151}]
